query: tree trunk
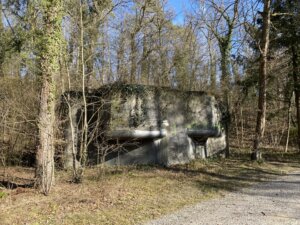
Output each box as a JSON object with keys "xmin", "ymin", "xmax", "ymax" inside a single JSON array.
[
  {"xmin": 0, "ymin": 3, "xmax": 5, "ymax": 78},
  {"xmin": 130, "ymin": 33, "xmax": 137, "ymax": 84},
  {"xmin": 220, "ymin": 44, "xmax": 231, "ymax": 91},
  {"xmin": 77, "ymin": 0, "xmax": 88, "ymax": 182},
  {"xmin": 141, "ymin": 35, "xmax": 149, "ymax": 85},
  {"xmin": 206, "ymin": 0, "xmax": 239, "ymax": 158},
  {"xmin": 116, "ymin": 30, "xmax": 125, "ymax": 82},
  {"xmin": 36, "ymin": 74, "xmax": 56, "ymax": 194},
  {"xmin": 291, "ymin": 45, "xmax": 300, "ymax": 151},
  {"xmin": 208, "ymin": 37, "xmax": 216, "ymax": 93},
  {"xmin": 219, "ymin": 43, "xmax": 231, "ymax": 158},
  {"xmin": 285, "ymin": 92, "xmax": 293, "ymax": 152},
  {"xmin": 240, "ymin": 107, "xmax": 244, "ymax": 148},
  {"xmin": 35, "ymin": 0, "xmax": 63, "ymax": 195},
  {"xmin": 252, "ymin": 0, "xmax": 271, "ymax": 160},
  {"xmin": 85, "ymin": 34, "xmax": 95, "ymax": 90}
]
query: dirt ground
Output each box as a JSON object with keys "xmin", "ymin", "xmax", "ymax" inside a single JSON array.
[
  {"xmin": 145, "ymin": 170, "xmax": 300, "ymax": 225},
  {"xmin": 1, "ymin": 150, "xmax": 300, "ymax": 225}
]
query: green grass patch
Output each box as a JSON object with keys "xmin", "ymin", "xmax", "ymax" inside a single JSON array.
[{"xmin": 0, "ymin": 191, "xmax": 7, "ymax": 199}]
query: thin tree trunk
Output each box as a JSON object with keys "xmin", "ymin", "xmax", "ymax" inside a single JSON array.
[
  {"xmin": 130, "ymin": 33, "xmax": 137, "ymax": 84},
  {"xmin": 240, "ymin": 107, "xmax": 244, "ymax": 148},
  {"xmin": 106, "ymin": 23, "xmax": 113, "ymax": 83},
  {"xmin": 285, "ymin": 98, "xmax": 292, "ymax": 152},
  {"xmin": 65, "ymin": 58, "xmax": 81, "ymax": 178},
  {"xmin": 79, "ymin": 0, "xmax": 88, "ymax": 182},
  {"xmin": 234, "ymin": 111, "xmax": 240, "ymax": 147},
  {"xmin": 284, "ymin": 81, "xmax": 293, "ymax": 153},
  {"xmin": 0, "ymin": 3, "xmax": 5, "ymax": 78},
  {"xmin": 116, "ymin": 29, "xmax": 125, "ymax": 82},
  {"xmin": 141, "ymin": 35, "xmax": 149, "ymax": 85},
  {"xmin": 208, "ymin": 37, "xmax": 216, "ymax": 93},
  {"xmin": 252, "ymin": 0, "xmax": 271, "ymax": 160},
  {"xmin": 85, "ymin": 46, "xmax": 94, "ymax": 91},
  {"xmin": 291, "ymin": 45, "xmax": 300, "ymax": 151}
]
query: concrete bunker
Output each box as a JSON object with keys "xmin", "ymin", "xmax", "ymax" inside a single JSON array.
[{"xmin": 60, "ymin": 84, "xmax": 227, "ymax": 167}]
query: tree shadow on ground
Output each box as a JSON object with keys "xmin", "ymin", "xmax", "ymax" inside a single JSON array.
[
  {"xmin": 0, "ymin": 180, "xmax": 34, "ymax": 189},
  {"xmin": 0, "ymin": 167, "xmax": 34, "ymax": 189},
  {"xmin": 240, "ymin": 176, "xmax": 300, "ymax": 199}
]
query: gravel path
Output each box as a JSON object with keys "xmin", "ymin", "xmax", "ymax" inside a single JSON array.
[{"xmin": 145, "ymin": 171, "xmax": 300, "ymax": 225}]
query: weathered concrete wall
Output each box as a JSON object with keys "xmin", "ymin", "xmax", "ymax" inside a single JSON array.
[
  {"xmin": 206, "ymin": 133, "xmax": 227, "ymax": 157},
  {"xmin": 61, "ymin": 84, "xmax": 226, "ymax": 167},
  {"xmin": 107, "ymin": 87, "xmax": 220, "ymax": 133}
]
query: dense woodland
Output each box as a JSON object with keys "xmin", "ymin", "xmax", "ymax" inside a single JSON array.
[{"xmin": 0, "ymin": 0, "xmax": 300, "ymax": 194}]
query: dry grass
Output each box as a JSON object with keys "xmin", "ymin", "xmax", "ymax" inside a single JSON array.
[{"xmin": 0, "ymin": 148, "xmax": 300, "ymax": 225}]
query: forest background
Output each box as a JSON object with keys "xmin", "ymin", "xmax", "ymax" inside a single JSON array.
[{"xmin": 0, "ymin": 0, "xmax": 299, "ymax": 195}]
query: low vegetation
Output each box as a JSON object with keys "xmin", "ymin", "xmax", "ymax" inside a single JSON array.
[{"xmin": 1, "ymin": 148, "xmax": 299, "ymax": 225}]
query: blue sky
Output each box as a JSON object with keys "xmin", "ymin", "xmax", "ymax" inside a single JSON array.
[{"xmin": 167, "ymin": 0, "xmax": 192, "ymax": 25}]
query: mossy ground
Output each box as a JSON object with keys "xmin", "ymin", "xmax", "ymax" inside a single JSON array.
[{"xmin": 0, "ymin": 148, "xmax": 299, "ymax": 225}]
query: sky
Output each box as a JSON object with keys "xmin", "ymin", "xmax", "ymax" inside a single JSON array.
[{"xmin": 167, "ymin": 0, "xmax": 193, "ymax": 25}]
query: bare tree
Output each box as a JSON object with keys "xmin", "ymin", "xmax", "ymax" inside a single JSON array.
[
  {"xmin": 252, "ymin": 0, "xmax": 271, "ymax": 160},
  {"xmin": 197, "ymin": 0, "xmax": 240, "ymax": 157}
]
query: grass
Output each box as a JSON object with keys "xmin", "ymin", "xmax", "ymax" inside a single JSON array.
[{"xmin": 0, "ymin": 148, "xmax": 300, "ymax": 225}]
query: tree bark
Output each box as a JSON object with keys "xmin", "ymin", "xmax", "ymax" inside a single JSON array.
[
  {"xmin": 291, "ymin": 45, "xmax": 300, "ymax": 151},
  {"xmin": 35, "ymin": 0, "xmax": 63, "ymax": 195},
  {"xmin": 116, "ymin": 27, "xmax": 126, "ymax": 82},
  {"xmin": 208, "ymin": 37, "xmax": 216, "ymax": 93},
  {"xmin": 285, "ymin": 93, "xmax": 293, "ymax": 152},
  {"xmin": 252, "ymin": 0, "xmax": 271, "ymax": 160},
  {"xmin": 219, "ymin": 42, "xmax": 231, "ymax": 158},
  {"xmin": 0, "ymin": 3, "xmax": 5, "ymax": 78},
  {"xmin": 141, "ymin": 35, "xmax": 149, "ymax": 85},
  {"xmin": 130, "ymin": 33, "xmax": 137, "ymax": 84},
  {"xmin": 78, "ymin": 0, "xmax": 88, "ymax": 182}
]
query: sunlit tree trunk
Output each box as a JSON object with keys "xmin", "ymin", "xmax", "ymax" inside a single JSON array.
[
  {"xmin": 78, "ymin": 0, "xmax": 88, "ymax": 182},
  {"xmin": 285, "ymin": 92, "xmax": 293, "ymax": 152},
  {"xmin": 252, "ymin": 0, "xmax": 271, "ymax": 160},
  {"xmin": 35, "ymin": 0, "xmax": 63, "ymax": 195},
  {"xmin": 207, "ymin": 37, "xmax": 216, "ymax": 93}
]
